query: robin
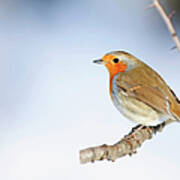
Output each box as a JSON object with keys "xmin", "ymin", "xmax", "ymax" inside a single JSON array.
[{"xmin": 93, "ymin": 51, "xmax": 180, "ymax": 127}]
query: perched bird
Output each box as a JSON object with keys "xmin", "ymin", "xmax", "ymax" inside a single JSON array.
[{"xmin": 93, "ymin": 51, "xmax": 180, "ymax": 126}]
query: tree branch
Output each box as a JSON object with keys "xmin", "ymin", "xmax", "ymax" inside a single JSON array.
[
  {"xmin": 152, "ymin": 0, "xmax": 180, "ymax": 51},
  {"xmin": 79, "ymin": 119, "xmax": 174, "ymax": 164}
]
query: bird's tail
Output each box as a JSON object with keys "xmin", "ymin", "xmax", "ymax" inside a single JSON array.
[
  {"xmin": 171, "ymin": 104, "xmax": 180, "ymax": 122},
  {"xmin": 169, "ymin": 88, "xmax": 180, "ymax": 122}
]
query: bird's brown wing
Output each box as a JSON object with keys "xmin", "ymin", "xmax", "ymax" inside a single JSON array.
[{"xmin": 115, "ymin": 67, "xmax": 171, "ymax": 116}]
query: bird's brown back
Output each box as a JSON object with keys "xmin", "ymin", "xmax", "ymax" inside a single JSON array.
[{"xmin": 115, "ymin": 61, "xmax": 180, "ymax": 121}]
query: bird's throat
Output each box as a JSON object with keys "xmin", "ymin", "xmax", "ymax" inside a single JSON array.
[
  {"xmin": 107, "ymin": 63, "xmax": 127, "ymax": 97},
  {"xmin": 105, "ymin": 62, "xmax": 127, "ymax": 77}
]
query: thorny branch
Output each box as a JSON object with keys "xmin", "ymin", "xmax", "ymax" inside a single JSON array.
[
  {"xmin": 149, "ymin": 0, "xmax": 180, "ymax": 51},
  {"xmin": 79, "ymin": 119, "xmax": 174, "ymax": 164}
]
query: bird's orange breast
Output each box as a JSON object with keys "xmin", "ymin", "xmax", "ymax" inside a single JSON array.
[{"xmin": 107, "ymin": 62, "xmax": 127, "ymax": 96}]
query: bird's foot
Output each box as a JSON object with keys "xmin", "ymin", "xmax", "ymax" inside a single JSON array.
[
  {"xmin": 130, "ymin": 125, "xmax": 144, "ymax": 144},
  {"xmin": 150, "ymin": 121, "xmax": 166, "ymax": 133}
]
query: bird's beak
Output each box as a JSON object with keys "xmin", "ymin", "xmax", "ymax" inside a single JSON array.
[{"xmin": 93, "ymin": 59, "xmax": 105, "ymax": 65}]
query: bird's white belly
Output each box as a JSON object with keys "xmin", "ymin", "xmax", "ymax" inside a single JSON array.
[
  {"xmin": 111, "ymin": 91, "xmax": 164, "ymax": 126},
  {"xmin": 111, "ymin": 76, "xmax": 168, "ymax": 126}
]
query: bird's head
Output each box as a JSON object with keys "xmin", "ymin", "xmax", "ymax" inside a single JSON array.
[{"xmin": 93, "ymin": 51, "xmax": 139, "ymax": 77}]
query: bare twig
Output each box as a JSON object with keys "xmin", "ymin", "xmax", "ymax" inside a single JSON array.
[
  {"xmin": 152, "ymin": 0, "xmax": 180, "ymax": 51},
  {"xmin": 168, "ymin": 10, "xmax": 176, "ymax": 20},
  {"xmin": 145, "ymin": 3, "xmax": 155, "ymax": 10},
  {"xmin": 79, "ymin": 119, "xmax": 174, "ymax": 164}
]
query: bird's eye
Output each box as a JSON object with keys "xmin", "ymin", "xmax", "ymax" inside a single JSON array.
[{"xmin": 113, "ymin": 58, "xmax": 119, "ymax": 63}]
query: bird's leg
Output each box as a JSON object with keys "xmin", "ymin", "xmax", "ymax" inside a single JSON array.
[
  {"xmin": 131, "ymin": 124, "xmax": 142, "ymax": 133},
  {"xmin": 125, "ymin": 124, "xmax": 143, "ymax": 137},
  {"xmin": 150, "ymin": 121, "xmax": 166, "ymax": 133},
  {"xmin": 129, "ymin": 125, "xmax": 145, "ymax": 144},
  {"xmin": 124, "ymin": 124, "xmax": 145, "ymax": 146},
  {"xmin": 131, "ymin": 125, "xmax": 144, "ymax": 135}
]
